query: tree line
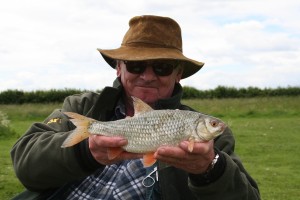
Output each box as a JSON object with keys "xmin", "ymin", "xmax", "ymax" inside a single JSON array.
[
  {"xmin": 0, "ymin": 86, "xmax": 299, "ymax": 104},
  {"xmin": 181, "ymin": 86, "xmax": 300, "ymax": 99}
]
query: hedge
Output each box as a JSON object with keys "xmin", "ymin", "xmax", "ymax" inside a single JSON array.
[
  {"xmin": 0, "ymin": 89, "xmax": 86, "ymax": 104},
  {"xmin": 181, "ymin": 86, "xmax": 300, "ymax": 99},
  {"xmin": 0, "ymin": 86, "xmax": 299, "ymax": 104}
]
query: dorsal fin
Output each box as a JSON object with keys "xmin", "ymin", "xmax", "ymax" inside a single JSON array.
[{"xmin": 131, "ymin": 96, "xmax": 153, "ymax": 116}]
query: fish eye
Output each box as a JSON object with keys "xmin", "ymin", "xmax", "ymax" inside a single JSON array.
[{"xmin": 210, "ymin": 120, "xmax": 219, "ymax": 127}]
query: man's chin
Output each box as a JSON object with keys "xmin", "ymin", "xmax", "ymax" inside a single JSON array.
[
  {"xmin": 134, "ymin": 93, "xmax": 158, "ymax": 104},
  {"xmin": 128, "ymin": 87, "xmax": 159, "ymax": 104},
  {"xmin": 139, "ymin": 95, "xmax": 157, "ymax": 104}
]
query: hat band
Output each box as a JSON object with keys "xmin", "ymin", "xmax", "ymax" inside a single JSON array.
[{"xmin": 122, "ymin": 41, "xmax": 182, "ymax": 52}]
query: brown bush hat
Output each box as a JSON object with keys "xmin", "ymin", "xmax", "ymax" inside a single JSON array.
[{"xmin": 97, "ymin": 15, "xmax": 204, "ymax": 79}]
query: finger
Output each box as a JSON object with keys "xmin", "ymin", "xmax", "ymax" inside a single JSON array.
[
  {"xmin": 90, "ymin": 148, "xmax": 111, "ymax": 164},
  {"xmin": 155, "ymin": 149, "xmax": 213, "ymax": 174},
  {"xmin": 91, "ymin": 135, "xmax": 127, "ymax": 147},
  {"xmin": 90, "ymin": 147, "xmax": 143, "ymax": 165},
  {"xmin": 116, "ymin": 152, "xmax": 143, "ymax": 161},
  {"xmin": 155, "ymin": 145, "xmax": 201, "ymax": 159},
  {"xmin": 155, "ymin": 146, "xmax": 187, "ymax": 159},
  {"xmin": 154, "ymin": 146, "xmax": 199, "ymax": 164},
  {"xmin": 179, "ymin": 140, "xmax": 213, "ymax": 154},
  {"xmin": 102, "ymin": 152, "xmax": 143, "ymax": 165},
  {"xmin": 155, "ymin": 153, "xmax": 199, "ymax": 169}
]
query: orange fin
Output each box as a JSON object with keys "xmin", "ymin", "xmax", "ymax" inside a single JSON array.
[
  {"xmin": 61, "ymin": 112, "xmax": 94, "ymax": 148},
  {"xmin": 188, "ymin": 137, "xmax": 195, "ymax": 152},
  {"xmin": 143, "ymin": 152, "xmax": 156, "ymax": 167},
  {"xmin": 107, "ymin": 147, "xmax": 124, "ymax": 160},
  {"xmin": 131, "ymin": 96, "xmax": 153, "ymax": 116}
]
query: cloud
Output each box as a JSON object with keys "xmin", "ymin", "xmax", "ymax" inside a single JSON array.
[{"xmin": 0, "ymin": 0, "xmax": 299, "ymax": 91}]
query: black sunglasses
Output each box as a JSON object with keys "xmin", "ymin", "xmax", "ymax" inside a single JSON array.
[{"xmin": 124, "ymin": 60, "xmax": 178, "ymax": 76}]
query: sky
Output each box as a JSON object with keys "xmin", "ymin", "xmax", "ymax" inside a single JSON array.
[{"xmin": 1, "ymin": 0, "xmax": 300, "ymax": 91}]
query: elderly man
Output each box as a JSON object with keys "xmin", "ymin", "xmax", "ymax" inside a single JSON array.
[{"xmin": 11, "ymin": 15, "xmax": 260, "ymax": 199}]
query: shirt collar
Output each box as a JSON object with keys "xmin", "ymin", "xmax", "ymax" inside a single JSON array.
[{"xmin": 114, "ymin": 98, "xmax": 126, "ymax": 120}]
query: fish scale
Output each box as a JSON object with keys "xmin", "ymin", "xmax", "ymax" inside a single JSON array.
[{"xmin": 88, "ymin": 110, "xmax": 206, "ymax": 153}]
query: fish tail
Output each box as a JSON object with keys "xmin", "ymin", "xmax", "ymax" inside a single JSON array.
[{"xmin": 61, "ymin": 112, "xmax": 94, "ymax": 148}]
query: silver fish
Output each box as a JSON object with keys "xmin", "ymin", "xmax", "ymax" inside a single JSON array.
[{"xmin": 61, "ymin": 97, "xmax": 226, "ymax": 166}]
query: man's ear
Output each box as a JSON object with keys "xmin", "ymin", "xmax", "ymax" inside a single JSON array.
[
  {"xmin": 176, "ymin": 67, "xmax": 183, "ymax": 83},
  {"xmin": 116, "ymin": 60, "xmax": 121, "ymax": 77}
]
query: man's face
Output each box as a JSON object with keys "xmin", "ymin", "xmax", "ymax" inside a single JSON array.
[{"xmin": 117, "ymin": 60, "xmax": 183, "ymax": 106}]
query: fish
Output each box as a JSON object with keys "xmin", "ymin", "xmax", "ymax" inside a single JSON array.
[{"xmin": 61, "ymin": 96, "xmax": 226, "ymax": 167}]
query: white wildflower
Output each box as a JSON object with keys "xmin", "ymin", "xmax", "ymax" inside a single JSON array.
[{"xmin": 0, "ymin": 111, "xmax": 10, "ymax": 127}]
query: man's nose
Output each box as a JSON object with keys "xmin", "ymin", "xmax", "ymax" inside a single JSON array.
[{"xmin": 140, "ymin": 66, "xmax": 157, "ymax": 81}]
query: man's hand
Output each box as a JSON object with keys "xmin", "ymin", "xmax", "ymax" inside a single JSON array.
[
  {"xmin": 89, "ymin": 135, "xmax": 143, "ymax": 165},
  {"xmin": 154, "ymin": 140, "xmax": 215, "ymax": 174}
]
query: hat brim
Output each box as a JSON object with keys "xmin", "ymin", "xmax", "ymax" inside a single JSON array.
[{"xmin": 97, "ymin": 46, "xmax": 204, "ymax": 79}]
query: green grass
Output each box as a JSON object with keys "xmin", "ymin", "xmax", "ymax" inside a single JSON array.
[
  {"xmin": 1, "ymin": 97, "xmax": 300, "ymax": 199},
  {"xmin": 183, "ymin": 97, "xmax": 300, "ymax": 200},
  {"xmin": 0, "ymin": 138, "xmax": 24, "ymax": 198},
  {"xmin": 0, "ymin": 103, "xmax": 61, "ymax": 199}
]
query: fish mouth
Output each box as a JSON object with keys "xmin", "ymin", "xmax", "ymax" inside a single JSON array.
[
  {"xmin": 220, "ymin": 122, "xmax": 227, "ymax": 132},
  {"xmin": 213, "ymin": 122, "xmax": 226, "ymax": 137}
]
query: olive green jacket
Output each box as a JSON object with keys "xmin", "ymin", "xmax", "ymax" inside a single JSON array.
[{"xmin": 11, "ymin": 81, "xmax": 260, "ymax": 200}]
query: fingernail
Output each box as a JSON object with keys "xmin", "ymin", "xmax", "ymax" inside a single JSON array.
[
  {"xmin": 180, "ymin": 141, "xmax": 188, "ymax": 149},
  {"xmin": 118, "ymin": 139, "xmax": 127, "ymax": 145},
  {"xmin": 158, "ymin": 148, "xmax": 165, "ymax": 154}
]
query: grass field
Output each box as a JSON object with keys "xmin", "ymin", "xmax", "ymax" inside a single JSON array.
[{"xmin": 1, "ymin": 97, "xmax": 300, "ymax": 199}]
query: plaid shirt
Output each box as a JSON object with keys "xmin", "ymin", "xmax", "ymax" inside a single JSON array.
[{"xmin": 64, "ymin": 159, "xmax": 155, "ymax": 200}]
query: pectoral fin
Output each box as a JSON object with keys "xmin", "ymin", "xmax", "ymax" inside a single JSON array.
[
  {"xmin": 188, "ymin": 137, "xmax": 195, "ymax": 152},
  {"xmin": 143, "ymin": 152, "xmax": 156, "ymax": 167}
]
